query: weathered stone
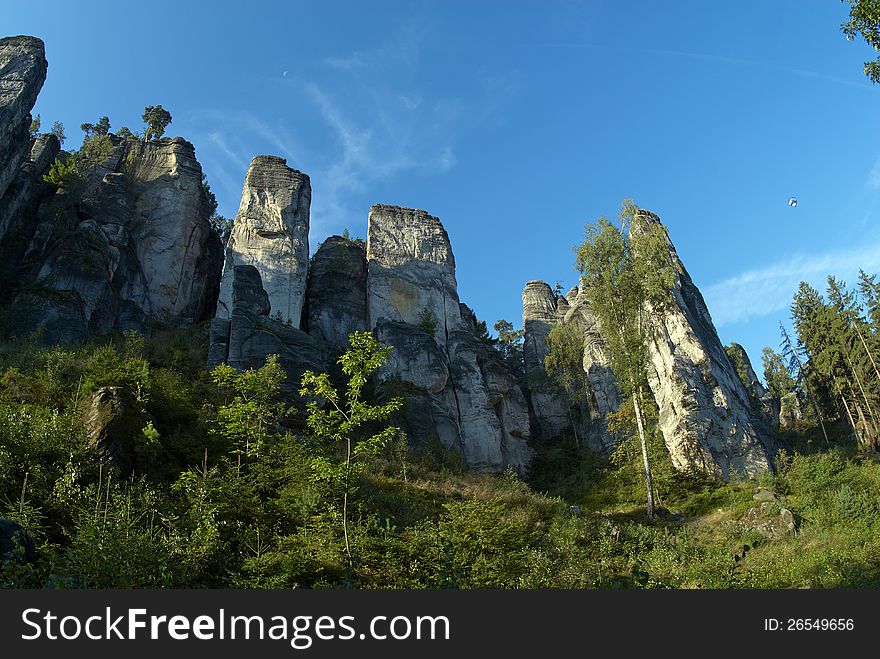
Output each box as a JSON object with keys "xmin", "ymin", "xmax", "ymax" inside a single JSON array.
[
  {"xmin": 306, "ymin": 235, "xmax": 367, "ymax": 351},
  {"xmin": 753, "ymin": 487, "xmax": 780, "ymax": 503},
  {"xmin": 0, "ymin": 36, "xmax": 46, "ymax": 209},
  {"xmin": 740, "ymin": 502, "xmax": 797, "ymax": 538},
  {"xmin": 212, "ymin": 265, "xmax": 324, "ymax": 395},
  {"xmin": 366, "ymin": 205, "xmax": 531, "ymax": 472},
  {"xmin": 522, "ymin": 280, "xmax": 570, "ymax": 439},
  {"xmin": 0, "ymin": 517, "xmax": 36, "ymax": 564},
  {"xmin": 727, "ymin": 341, "xmax": 778, "ymax": 426},
  {"xmin": 779, "ymin": 392, "xmax": 803, "ymax": 430},
  {"xmin": 232, "ymin": 263, "xmax": 270, "ymax": 316},
  {"xmin": 0, "ymin": 134, "xmax": 59, "ymax": 243},
  {"xmin": 84, "ymin": 386, "xmax": 153, "ymax": 476},
  {"xmin": 366, "ymin": 205, "xmax": 463, "ymax": 341},
  {"xmin": 8, "ymin": 137, "xmax": 223, "ymax": 343},
  {"xmin": 634, "ymin": 209, "xmax": 773, "ymax": 480},
  {"xmin": 217, "ymin": 156, "xmax": 310, "ymax": 327},
  {"xmin": 521, "ymin": 279, "xmax": 620, "ymax": 453}
]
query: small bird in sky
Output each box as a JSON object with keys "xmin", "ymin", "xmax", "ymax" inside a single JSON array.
[
  {"xmin": 788, "ymin": 197, "xmax": 797, "ymax": 208},
  {"xmin": 282, "ymin": 71, "xmax": 288, "ymax": 77}
]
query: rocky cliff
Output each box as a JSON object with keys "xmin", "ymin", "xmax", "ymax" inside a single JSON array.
[
  {"xmin": 635, "ymin": 210, "xmax": 772, "ymax": 479},
  {"xmin": 216, "ymin": 156, "xmax": 310, "ymax": 328},
  {"xmin": 523, "ymin": 210, "xmax": 774, "ymax": 480},
  {"xmin": 210, "ymin": 186, "xmax": 533, "ymax": 472},
  {"xmin": 0, "ymin": 36, "xmax": 46, "ymax": 220},
  {"xmin": 522, "ymin": 280, "xmax": 620, "ymax": 455},
  {"xmin": 4, "ymin": 136, "xmax": 223, "ymax": 343}
]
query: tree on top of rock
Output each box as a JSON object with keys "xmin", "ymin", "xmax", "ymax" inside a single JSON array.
[
  {"xmin": 142, "ymin": 105, "xmax": 172, "ymax": 142},
  {"xmin": 80, "ymin": 116, "xmax": 110, "ymax": 138}
]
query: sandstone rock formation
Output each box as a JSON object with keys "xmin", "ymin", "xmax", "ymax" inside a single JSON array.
[
  {"xmin": 522, "ymin": 280, "xmax": 620, "ymax": 454},
  {"xmin": 366, "ymin": 205, "xmax": 463, "ymax": 341},
  {"xmin": 217, "ymin": 156, "xmax": 310, "ymax": 327},
  {"xmin": 0, "ymin": 36, "xmax": 46, "ymax": 218},
  {"xmin": 727, "ymin": 341, "xmax": 780, "ymax": 426},
  {"xmin": 634, "ymin": 210, "xmax": 773, "ymax": 479},
  {"xmin": 305, "ymin": 235, "xmax": 368, "ymax": 351},
  {"xmin": 6, "ymin": 136, "xmax": 223, "ymax": 343},
  {"xmin": 209, "ymin": 264, "xmax": 323, "ymax": 394},
  {"xmin": 367, "ymin": 205, "xmax": 531, "ymax": 472},
  {"xmin": 84, "ymin": 386, "xmax": 155, "ymax": 477},
  {"xmin": 521, "ymin": 211, "xmax": 773, "ymax": 480},
  {"xmin": 522, "ymin": 280, "xmax": 574, "ymax": 439}
]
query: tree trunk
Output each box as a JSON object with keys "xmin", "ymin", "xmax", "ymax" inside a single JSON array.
[
  {"xmin": 852, "ymin": 321, "xmax": 880, "ymax": 384},
  {"xmin": 843, "ymin": 352, "xmax": 879, "ymax": 441},
  {"xmin": 802, "ymin": 375, "xmax": 830, "ymax": 448},
  {"xmin": 834, "ymin": 379, "xmax": 859, "ymax": 443},
  {"xmin": 633, "ymin": 386, "xmax": 656, "ymax": 521}
]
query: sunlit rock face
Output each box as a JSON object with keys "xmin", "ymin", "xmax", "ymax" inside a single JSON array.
[
  {"xmin": 8, "ymin": 137, "xmax": 223, "ymax": 344},
  {"xmin": 367, "ymin": 204, "xmax": 532, "ymax": 473},
  {"xmin": 216, "ymin": 155, "xmax": 311, "ymax": 328},
  {"xmin": 634, "ymin": 209, "xmax": 773, "ymax": 479},
  {"xmin": 0, "ymin": 36, "xmax": 47, "ymax": 217}
]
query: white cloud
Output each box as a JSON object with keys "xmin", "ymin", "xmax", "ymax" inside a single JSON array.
[{"xmin": 704, "ymin": 238, "xmax": 880, "ymax": 327}]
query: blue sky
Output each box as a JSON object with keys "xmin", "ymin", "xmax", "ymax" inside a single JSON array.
[{"xmin": 6, "ymin": 0, "xmax": 880, "ymax": 377}]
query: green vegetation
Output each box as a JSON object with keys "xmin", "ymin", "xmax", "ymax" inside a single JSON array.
[
  {"xmin": 142, "ymin": 104, "xmax": 172, "ymax": 142},
  {"xmin": 572, "ymin": 200, "xmax": 676, "ymax": 520},
  {"xmin": 0, "ymin": 323, "xmax": 878, "ymax": 588},
  {"xmin": 841, "ymin": 0, "xmax": 880, "ymax": 84},
  {"xmin": 418, "ymin": 306, "xmax": 438, "ymax": 336}
]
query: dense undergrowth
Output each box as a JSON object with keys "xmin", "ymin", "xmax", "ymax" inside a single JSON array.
[{"xmin": 1, "ymin": 326, "xmax": 878, "ymax": 589}]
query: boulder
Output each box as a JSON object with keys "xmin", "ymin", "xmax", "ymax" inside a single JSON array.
[
  {"xmin": 84, "ymin": 386, "xmax": 154, "ymax": 476},
  {"xmin": 217, "ymin": 155, "xmax": 310, "ymax": 327},
  {"xmin": 0, "ymin": 517, "xmax": 36, "ymax": 564}
]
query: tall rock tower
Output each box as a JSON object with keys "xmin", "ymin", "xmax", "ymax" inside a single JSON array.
[{"xmin": 216, "ymin": 156, "xmax": 311, "ymax": 327}]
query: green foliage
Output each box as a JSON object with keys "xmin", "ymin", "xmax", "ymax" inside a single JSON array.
[
  {"xmin": 142, "ymin": 104, "xmax": 172, "ymax": 141},
  {"xmin": 29, "ymin": 114, "xmax": 40, "ymax": 138},
  {"xmin": 50, "ymin": 121, "xmax": 65, "ymax": 145},
  {"xmin": 43, "ymin": 133, "xmax": 115, "ymax": 189},
  {"xmin": 418, "ymin": 306, "xmax": 438, "ymax": 336},
  {"xmin": 210, "ymin": 355, "xmax": 287, "ymax": 457},
  {"xmin": 300, "ymin": 331, "xmax": 403, "ymax": 573},
  {"xmin": 80, "ymin": 116, "xmax": 110, "ymax": 138},
  {"xmin": 762, "ymin": 346, "xmax": 796, "ymax": 399},
  {"xmin": 493, "ymin": 319, "xmax": 525, "ymax": 379},
  {"xmin": 841, "ymin": 0, "xmax": 880, "ymax": 83}
]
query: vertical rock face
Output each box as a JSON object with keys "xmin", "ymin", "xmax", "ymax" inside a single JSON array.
[
  {"xmin": 210, "ymin": 265, "xmax": 323, "ymax": 392},
  {"xmin": 635, "ymin": 210, "xmax": 773, "ymax": 479},
  {"xmin": 305, "ymin": 235, "xmax": 367, "ymax": 351},
  {"xmin": 367, "ymin": 205, "xmax": 531, "ymax": 472},
  {"xmin": 0, "ymin": 36, "xmax": 46, "ymax": 212},
  {"xmin": 366, "ymin": 205, "xmax": 463, "ymax": 340},
  {"xmin": 727, "ymin": 341, "xmax": 779, "ymax": 426},
  {"xmin": 522, "ymin": 280, "xmax": 571, "ymax": 439},
  {"xmin": 0, "ymin": 37, "xmax": 48, "ymax": 239},
  {"xmin": 7, "ymin": 137, "xmax": 223, "ymax": 343},
  {"xmin": 0, "ymin": 134, "xmax": 59, "ymax": 246},
  {"xmin": 217, "ymin": 156, "xmax": 310, "ymax": 327},
  {"xmin": 521, "ymin": 280, "xmax": 620, "ymax": 454}
]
